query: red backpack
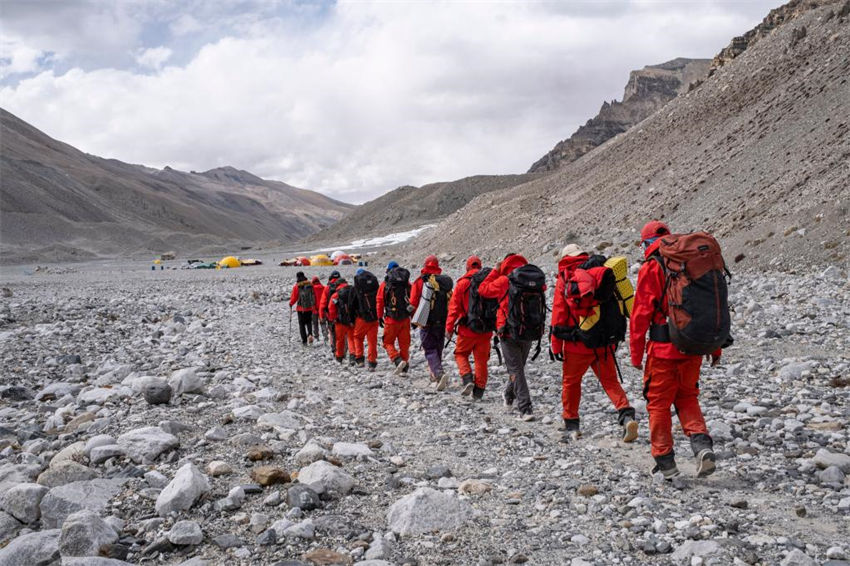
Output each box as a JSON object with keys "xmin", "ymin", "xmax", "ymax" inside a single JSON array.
[{"xmin": 653, "ymin": 232, "xmax": 732, "ymax": 355}]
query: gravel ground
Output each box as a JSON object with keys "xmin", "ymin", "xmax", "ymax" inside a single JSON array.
[{"xmin": 0, "ymin": 261, "xmax": 848, "ymax": 566}]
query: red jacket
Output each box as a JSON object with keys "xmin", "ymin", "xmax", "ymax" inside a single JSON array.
[
  {"xmin": 445, "ymin": 268, "xmax": 491, "ymax": 338},
  {"xmin": 630, "ymin": 241, "xmax": 720, "ymax": 366},
  {"xmin": 409, "ymin": 263, "xmax": 443, "ymax": 314},
  {"xmin": 319, "ymin": 277, "xmax": 338, "ymax": 320},
  {"xmin": 377, "ymin": 280, "xmax": 411, "ymax": 326},
  {"xmin": 550, "ymin": 254, "xmax": 614, "ymax": 355},
  {"xmin": 477, "ymin": 254, "xmax": 537, "ymax": 338},
  {"xmin": 311, "ymin": 280, "xmax": 325, "ymax": 314},
  {"xmin": 327, "ymin": 282, "xmax": 350, "ymax": 324},
  {"xmin": 289, "ymin": 281, "xmax": 315, "ymax": 313}
]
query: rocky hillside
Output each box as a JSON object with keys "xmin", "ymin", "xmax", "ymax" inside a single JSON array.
[
  {"xmin": 411, "ymin": 0, "xmax": 850, "ymax": 273},
  {"xmin": 0, "ymin": 110, "xmax": 353, "ymax": 263},
  {"xmin": 528, "ymin": 58, "xmax": 711, "ymax": 173},
  {"xmin": 307, "ymin": 173, "xmax": 539, "ymax": 245}
]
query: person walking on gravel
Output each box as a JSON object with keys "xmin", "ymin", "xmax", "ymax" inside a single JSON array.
[
  {"xmin": 351, "ymin": 268, "xmax": 381, "ymax": 371},
  {"xmin": 289, "ymin": 271, "xmax": 316, "ymax": 345},
  {"xmin": 311, "ymin": 276, "xmax": 327, "ymax": 343},
  {"xmin": 550, "ymin": 244, "xmax": 638, "ymax": 443},
  {"xmin": 631, "ymin": 221, "xmax": 721, "ymax": 480},
  {"xmin": 479, "ymin": 253, "xmax": 547, "ymax": 414},
  {"xmin": 446, "ymin": 255, "xmax": 496, "ymax": 400},
  {"xmin": 377, "ymin": 261, "xmax": 412, "ymax": 375},
  {"xmin": 321, "ymin": 271, "xmax": 344, "ymax": 354},
  {"xmin": 409, "ymin": 255, "xmax": 453, "ymax": 389},
  {"xmin": 328, "ymin": 277, "xmax": 357, "ymax": 364}
]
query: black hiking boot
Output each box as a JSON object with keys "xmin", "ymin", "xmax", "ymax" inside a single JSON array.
[
  {"xmin": 503, "ymin": 384, "xmax": 515, "ymax": 408},
  {"xmin": 618, "ymin": 407, "xmax": 638, "ymax": 443},
  {"xmin": 460, "ymin": 374, "xmax": 474, "ymax": 396},
  {"xmin": 348, "ymin": 354, "xmax": 356, "ymax": 367},
  {"xmin": 651, "ymin": 451, "xmax": 680, "ymax": 481},
  {"xmin": 335, "ymin": 356, "xmax": 344, "ymax": 364},
  {"xmin": 560, "ymin": 418, "xmax": 581, "ymax": 443},
  {"xmin": 691, "ymin": 433, "xmax": 716, "ymax": 478},
  {"xmin": 355, "ymin": 356, "xmax": 365, "ymax": 368},
  {"xmin": 471, "ymin": 386, "xmax": 485, "ymax": 401},
  {"xmin": 368, "ymin": 361, "xmax": 377, "ymax": 372}
]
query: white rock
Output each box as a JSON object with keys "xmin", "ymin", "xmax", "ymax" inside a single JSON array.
[
  {"xmin": 294, "ymin": 441, "xmax": 327, "ymax": 466},
  {"xmin": 155, "ymin": 464, "xmax": 210, "ymax": 517},
  {"xmin": 117, "ymin": 427, "xmax": 179, "ymax": 463},
  {"xmin": 779, "ymin": 549, "xmax": 817, "ymax": 566},
  {"xmin": 59, "ymin": 509, "xmax": 119, "ymax": 557},
  {"xmin": 812, "ymin": 449, "xmax": 850, "ymax": 472},
  {"xmin": 672, "ymin": 540, "xmax": 721, "ymax": 560},
  {"xmin": 168, "ymin": 368, "xmax": 203, "ymax": 396},
  {"xmin": 332, "ymin": 442, "xmax": 373, "ymax": 458},
  {"xmin": 0, "ymin": 483, "xmax": 49, "ymax": 523},
  {"xmin": 84, "ymin": 435, "xmax": 116, "ymax": 457},
  {"xmin": 283, "ymin": 518, "xmax": 315, "ymax": 540},
  {"xmin": 386, "ymin": 487, "xmax": 474, "ymax": 536},
  {"xmin": 39, "ymin": 479, "xmax": 124, "ymax": 528},
  {"xmin": 0, "ymin": 529, "xmax": 61, "ymax": 565},
  {"xmin": 298, "ymin": 460, "xmax": 355, "ymax": 495},
  {"xmin": 168, "ymin": 520, "xmax": 204, "ymax": 545}
]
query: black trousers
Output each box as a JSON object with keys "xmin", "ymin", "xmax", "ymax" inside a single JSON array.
[{"xmin": 297, "ymin": 311, "xmax": 313, "ymax": 344}]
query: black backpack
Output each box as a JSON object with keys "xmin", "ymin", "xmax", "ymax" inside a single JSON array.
[
  {"xmin": 426, "ymin": 274, "xmax": 453, "ymax": 327},
  {"xmin": 334, "ymin": 284, "xmax": 355, "ymax": 326},
  {"xmin": 464, "ymin": 268, "xmax": 499, "ymax": 333},
  {"xmin": 296, "ymin": 282, "xmax": 315, "ymax": 310},
  {"xmin": 324, "ymin": 278, "xmax": 340, "ymax": 316},
  {"xmin": 506, "ymin": 264, "xmax": 547, "ymax": 341},
  {"xmin": 353, "ymin": 270, "xmax": 380, "ymax": 322},
  {"xmin": 384, "ymin": 267, "xmax": 411, "ymax": 320}
]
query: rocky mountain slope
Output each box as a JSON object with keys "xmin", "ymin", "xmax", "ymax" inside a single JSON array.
[
  {"xmin": 411, "ymin": 0, "xmax": 850, "ymax": 273},
  {"xmin": 0, "ymin": 110, "xmax": 353, "ymax": 263},
  {"xmin": 528, "ymin": 58, "xmax": 711, "ymax": 174},
  {"xmin": 308, "ymin": 174, "xmax": 539, "ymax": 245}
]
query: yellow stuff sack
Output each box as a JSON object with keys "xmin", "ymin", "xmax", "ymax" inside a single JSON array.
[{"xmin": 604, "ymin": 256, "xmax": 635, "ymax": 316}]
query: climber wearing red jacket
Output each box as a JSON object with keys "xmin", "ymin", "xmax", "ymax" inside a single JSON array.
[
  {"xmin": 377, "ymin": 261, "xmax": 411, "ymax": 375},
  {"xmin": 320, "ymin": 270, "xmax": 343, "ymax": 353},
  {"xmin": 327, "ymin": 279, "xmax": 356, "ymax": 364},
  {"xmin": 311, "ymin": 276, "xmax": 327, "ymax": 343},
  {"xmin": 550, "ymin": 244, "xmax": 637, "ymax": 443},
  {"xmin": 631, "ymin": 220, "xmax": 719, "ymax": 480},
  {"xmin": 446, "ymin": 256, "xmax": 492, "ymax": 398},
  {"xmin": 478, "ymin": 253, "xmax": 542, "ymax": 418}
]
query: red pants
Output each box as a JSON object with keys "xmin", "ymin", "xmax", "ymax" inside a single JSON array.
[
  {"xmin": 643, "ymin": 356, "xmax": 707, "ymax": 457},
  {"xmin": 454, "ymin": 332, "xmax": 491, "ymax": 389},
  {"xmin": 353, "ymin": 318, "xmax": 379, "ymax": 363},
  {"xmin": 382, "ymin": 320, "xmax": 411, "ymax": 362},
  {"xmin": 334, "ymin": 323, "xmax": 355, "ymax": 359},
  {"xmin": 561, "ymin": 351, "xmax": 630, "ymax": 420}
]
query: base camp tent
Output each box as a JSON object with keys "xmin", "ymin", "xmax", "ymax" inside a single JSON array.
[
  {"xmin": 310, "ymin": 254, "xmax": 333, "ymax": 266},
  {"xmin": 219, "ymin": 256, "xmax": 241, "ymax": 268},
  {"xmin": 241, "ymin": 258, "xmax": 263, "ymax": 266},
  {"xmin": 330, "ymin": 250, "xmax": 345, "ymax": 260},
  {"xmin": 333, "ymin": 254, "xmax": 353, "ymax": 265}
]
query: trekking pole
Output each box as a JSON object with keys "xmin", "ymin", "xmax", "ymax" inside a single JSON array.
[
  {"xmin": 493, "ymin": 335, "xmax": 503, "ymax": 365},
  {"xmin": 288, "ymin": 308, "xmax": 293, "ymax": 344}
]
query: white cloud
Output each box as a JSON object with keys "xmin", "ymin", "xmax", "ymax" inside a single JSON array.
[
  {"xmin": 0, "ymin": 1, "xmax": 782, "ymax": 203},
  {"xmin": 170, "ymin": 14, "xmax": 203, "ymax": 36},
  {"xmin": 135, "ymin": 46, "xmax": 172, "ymax": 70}
]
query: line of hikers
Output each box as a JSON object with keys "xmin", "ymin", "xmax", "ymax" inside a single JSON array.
[{"xmin": 288, "ymin": 221, "xmax": 733, "ymax": 480}]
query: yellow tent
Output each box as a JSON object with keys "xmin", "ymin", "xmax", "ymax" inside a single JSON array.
[
  {"xmin": 310, "ymin": 254, "xmax": 333, "ymax": 266},
  {"xmin": 218, "ymin": 256, "xmax": 241, "ymax": 268},
  {"xmin": 153, "ymin": 259, "xmax": 162, "ymax": 265}
]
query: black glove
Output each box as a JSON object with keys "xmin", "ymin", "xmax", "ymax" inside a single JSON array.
[
  {"xmin": 379, "ymin": 319, "xmax": 384, "ymax": 328},
  {"xmin": 549, "ymin": 347, "xmax": 563, "ymax": 362}
]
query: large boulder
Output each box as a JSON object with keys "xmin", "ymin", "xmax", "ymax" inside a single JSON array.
[
  {"xmin": 155, "ymin": 463, "xmax": 210, "ymax": 517},
  {"xmin": 297, "ymin": 460, "xmax": 355, "ymax": 495},
  {"xmin": 386, "ymin": 488, "xmax": 474, "ymax": 536},
  {"xmin": 117, "ymin": 427, "xmax": 179, "ymax": 463},
  {"xmin": 0, "ymin": 511, "xmax": 23, "ymax": 545},
  {"xmin": 0, "ymin": 483, "xmax": 49, "ymax": 523},
  {"xmin": 0, "ymin": 529, "xmax": 61, "ymax": 565},
  {"xmin": 37, "ymin": 461, "xmax": 99, "ymax": 488},
  {"xmin": 39, "ymin": 479, "xmax": 124, "ymax": 529},
  {"xmin": 58, "ymin": 509, "xmax": 119, "ymax": 557},
  {"xmin": 812, "ymin": 449, "xmax": 850, "ymax": 472}
]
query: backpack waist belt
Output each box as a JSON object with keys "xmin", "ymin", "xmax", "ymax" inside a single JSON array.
[{"xmin": 649, "ymin": 323, "xmax": 671, "ymax": 343}]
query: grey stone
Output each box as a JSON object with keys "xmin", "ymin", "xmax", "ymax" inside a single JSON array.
[
  {"xmin": 257, "ymin": 528, "xmax": 277, "ymax": 546},
  {"xmin": 298, "ymin": 460, "xmax": 355, "ymax": 495},
  {"xmin": 286, "ymin": 484, "xmax": 321, "ymax": 511},
  {"xmin": 84, "ymin": 435, "xmax": 116, "ymax": 457},
  {"xmin": 0, "ymin": 511, "xmax": 23, "ymax": 545},
  {"xmin": 37, "ymin": 461, "xmax": 99, "ymax": 487},
  {"xmin": 155, "ymin": 463, "xmax": 210, "ymax": 517},
  {"xmin": 168, "ymin": 520, "xmax": 204, "ymax": 545},
  {"xmin": 813, "ymin": 449, "xmax": 850, "ymax": 472},
  {"xmin": 671, "ymin": 540, "xmax": 721, "ymax": 560},
  {"xmin": 819, "ymin": 465, "xmax": 846, "ymax": 486},
  {"xmin": 387, "ymin": 487, "xmax": 474, "ymax": 535},
  {"xmin": 780, "ymin": 549, "xmax": 818, "ymax": 566},
  {"xmin": 283, "ymin": 519, "xmax": 315, "ymax": 540},
  {"xmin": 90, "ymin": 445, "xmax": 126, "ymax": 466},
  {"xmin": 0, "ymin": 529, "xmax": 61, "ymax": 565},
  {"xmin": 293, "ymin": 441, "xmax": 327, "ymax": 466},
  {"xmin": 62, "ymin": 558, "xmax": 135, "ymax": 565},
  {"xmin": 212, "ymin": 533, "xmax": 243, "ymax": 549},
  {"xmin": 0, "ymin": 482, "xmax": 49, "ymax": 523},
  {"xmin": 117, "ymin": 427, "xmax": 179, "ymax": 463},
  {"xmin": 59, "ymin": 509, "xmax": 119, "ymax": 557},
  {"xmin": 332, "ymin": 442, "xmax": 373, "ymax": 458},
  {"xmin": 40, "ymin": 479, "xmax": 124, "ymax": 528}
]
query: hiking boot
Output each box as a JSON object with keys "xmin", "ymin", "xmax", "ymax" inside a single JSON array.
[
  {"xmin": 472, "ymin": 386, "xmax": 485, "ymax": 401},
  {"xmin": 348, "ymin": 354, "xmax": 356, "ymax": 366},
  {"xmin": 651, "ymin": 452, "xmax": 680, "ymax": 481},
  {"xmin": 622, "ymin": 417, "xmax": 639, "ymax": 443},
  {"xmin": 395, "ymin": 360, "xmax": 409, "ymax": 375},
  {"xmin": 355, "ymin": 356, "xmax": 365, "ymax": 368},
  {"xmin": 560, "ymin": 419, "xmax": 581, "ymax": 443},
  {"xmin": 691, "ymin": 433, "xmax": 716, "ymax": 477},
  {"xmin": 460, "ymin": 374, "xmax": 474, "ymax": 396},
  {"xmin": 335, "ymin": 356, "xmax": 344, "ymax": 364},
  {"xmin": 503, "ymin": 388, "xmax": 515, "ymax": 409},
  {"xmin": 307, "ymin": 335, "xmax": 314, "ymax": 345},
  {"xmin": 517, "ymin": 409, "xmax": 535, "ymax": 422},
  {"xmin": 368, "ymin": 361, "xmax": 378, "ymax": 372},
  {"xmin": 436, "ymin": 371, "xmax": 449, "ymax": 392},
  {"xmin": 428, "ymin": 370, "xmax": 439, "ymax": 384},
  {"xmin": 392, "ymin": 357, "xmax": 401, "ymax": 368}
]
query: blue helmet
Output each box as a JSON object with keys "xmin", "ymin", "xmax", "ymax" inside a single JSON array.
[
  {"xmin": 356, "ymin": 268, "xmax": 365, "ymax": 276},
  {"xmin": 386, "ymin": 260, "xmax": 399, "ymax": 272}
]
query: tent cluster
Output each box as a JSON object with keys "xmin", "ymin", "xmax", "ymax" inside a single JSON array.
[{"xmin": 279, "ymin": 250, "xmax": 362, "ymax": 267}]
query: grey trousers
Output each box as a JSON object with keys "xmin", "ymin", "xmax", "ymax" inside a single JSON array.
[
  {"xmin": 312, "ymin": 313, "xmax": 328, "ymax": 341},
  {"xmin": 501, "ymin": 337, "xmax": 533, "ymax": 412}
]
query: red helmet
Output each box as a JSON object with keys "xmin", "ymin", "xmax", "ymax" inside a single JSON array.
[
  {"xmin": 424, "ymin": 255, "xmax": 439, "ymax": 268},
  {"xmin": 466, "ymin": 255, "xmax": 482, "ymax": 271},
  {"xmin": 640, "ymin": 220, "xmax": 671, "ymax": 242}
]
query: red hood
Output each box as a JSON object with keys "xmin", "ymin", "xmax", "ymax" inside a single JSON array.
[
  {"xmin": 644, "ymin": 239, "xmax": 662, "ymax": 259},
  {"xmin": 500, "ymin": 254, "xmax": 528, "ymax": 276},
  {"xmin": 420, "ymin": 264, "xmax": 442, "ymax": 276},
  {"xmin": 557, "ymin": 253, "xmax": 589, "ymax": 275},
  {"xmin": 461, "ymin": 268, "xmax": 480, "ymax": 279}
]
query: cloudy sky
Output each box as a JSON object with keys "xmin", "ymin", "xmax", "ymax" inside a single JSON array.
[{"xmin": 0, "ymin": 0, "xmax": 780, "ymax": 203}]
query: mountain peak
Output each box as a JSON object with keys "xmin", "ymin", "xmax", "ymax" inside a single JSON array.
[{"xmin": 196, "ymin": 166, "xmax": 266, "ymax": 186}]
